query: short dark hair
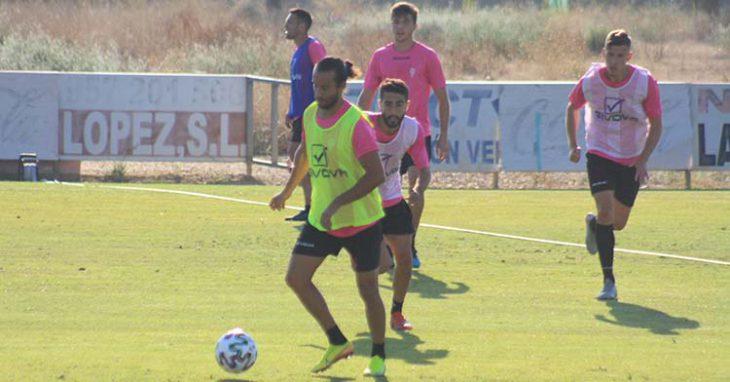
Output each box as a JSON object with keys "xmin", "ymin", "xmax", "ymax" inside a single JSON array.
[
  {"xmin": 379, "ymin": 78, "xmax": 409, "ymax": 100},
  {"xmin": 390, "ymin": 2, "xmax": 418, "ymax": 24},
  {"xmin": 288, "ymin": 8, "xmax": 312, "ymax": 31},
  {"xmin": 605, "ymin": 29, "xmax": 632, "ymax": 49},
  {"xmin": 315, "ymin": 56, "xmax": 361, "ymax": 86}
]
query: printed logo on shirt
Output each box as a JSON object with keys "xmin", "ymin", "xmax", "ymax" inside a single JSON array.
[
  {"xmin": 409, "ymin": 67, "xmax": 416, "ymax": 78},
  {"xmin": 311, "ymin": 144, "xmax": 328, "ymax": 167},
  {"xmin": 379, "ymin": 153, "xmax": 400, "ymax": 176},
  {"xmin": 292, "ymin": 74, "xmax": 302, "ymax": 81},
  {"xmin": 309, "ymin": 144, "xmax": 349, "ymax": 178},
  {"xmin": 594, "ymin": 97, "xmax": 639, "ymax": 122}
]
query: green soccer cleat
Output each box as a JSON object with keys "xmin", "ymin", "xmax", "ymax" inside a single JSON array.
[
  {"xmin": 310, "ymin": 341, "xmax": 354, "ymax": 373},
  {"xmin": 363, "ymin": 355, "xmax": 386, "ymax": 377}
]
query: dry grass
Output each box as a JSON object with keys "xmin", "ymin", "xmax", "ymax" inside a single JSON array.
[
  {"xmin": 1, "ymin": 1, "xmax": 728, "ymax": 80},
  {"xmin": 3, "ymin": 0, "xmax": 730, "ymax": 187}
]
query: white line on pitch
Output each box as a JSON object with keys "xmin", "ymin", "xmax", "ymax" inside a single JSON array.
[{"xmin": 97, "ymin": 185, "xmax": 730, "ymax": 266}]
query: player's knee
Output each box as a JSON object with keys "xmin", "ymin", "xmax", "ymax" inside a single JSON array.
[
  {"xmin": 614, "ymin": 221, "xmax": 627, "ymax": 231},
  {"xmin": 596, "ymin": 209, "xmax": 614, "ymax": 224},
  {"xmin": 285, "ymin": 272, "xmax": 306, "ymax": 291},
  {"xmin": 356, "ymin": 275, "xmax": 379, "ymax": 296}
]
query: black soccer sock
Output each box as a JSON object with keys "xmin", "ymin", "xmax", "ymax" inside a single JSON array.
[
  {"xmin": 595, "ymin": 223, "xmax": 615, "ymax": 283},
  {"xmin": 391, "ymin": 299, "xmax": 404, "ymax": 315},
  {"xmin": 325, "ymin": 325, "xmax": 347, "ymax": 346},
  {"xmin": 304, "ymin": 204, "xmax": 310, "ymax": 213},
  {"xmin": 371, "ymin": 342, "xmax": 386, "ymax": 359}
]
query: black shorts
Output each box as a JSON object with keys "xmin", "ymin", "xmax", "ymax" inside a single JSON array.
[
  {"xmin": 586, "ymin": 153, "xmax": 640, "ymax": 207},
  {"xmin": 291, "ymin": 118, "xmax": 303, "ymax": 143},
  {"xmin": 382, "ymin": 199, "xmax": 414, "ymax": 235},
  {"xmin": 399, "ymin": 135, "xmax": 432, "ymax": 176},
  {"xmin": 292, "ymin": 221, "xmax": 383, "ymax": 272}
]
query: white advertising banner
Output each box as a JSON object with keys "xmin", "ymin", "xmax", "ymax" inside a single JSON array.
[
  {"xmin": 692, "ymin": 85, "xmax": 730, "ymax": 170},
  {"xmin": 0, "ymin": 72, "xmax": 59, "ymax": 160},
  {"xmin": 500, "ymin": 83, "xmax": 693, "ymax": 171},
  {"xmin": 58, "ymin": 73, "xmax": 247, "ymax": 161},
  {"xmin": 346, "ymin": 81, "xmax": 501, "ymax": 172}
]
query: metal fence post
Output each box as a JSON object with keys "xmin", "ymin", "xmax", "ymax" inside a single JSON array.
[
  {"xmin": 245, "ymin": 77, "xmax": 254, "ymax": 176},
  {"xmin": 271, "ymin": 83, "xmax": 280, "ymax": 166}
]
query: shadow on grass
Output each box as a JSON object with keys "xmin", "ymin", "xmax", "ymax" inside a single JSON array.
[
  {"xmin": 406, "ymin": 271, "xmax": 469, "ymax": 299},
  {"xmin": 352, "ymin": 331, "xmax": 448, "ymax": 366},
  {"xmin": 595, "ymin": 300, "xmax": 700, "ymax": 335},
  {"xmin": 217, "ymin": 379, "xmax": 255, "ymax": 382},
  {"xmin": 311, "ymin": 376, "xmax": 358, "ymax": 382}
]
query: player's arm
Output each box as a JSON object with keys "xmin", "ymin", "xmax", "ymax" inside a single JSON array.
[
  {"xmin": 321, "ymin": 150, "xmax": 385, "ymax": 230},
  {"xmin": 408, "ymin": 127, "xmax": 431, "ymax": 207},
  {"xmin": 566, "ymin": 102, "xmax": 582, "ymax": 163},
  {"xmin": 357, "ymin": 88, "xmax": 376, "ymax": 111},
  {"xmin": 357, "ymin": 54, "xmax": 380, "ymax": 111},
  {"xmin": 270, "ymin": 144, "xmax": 309, "ymax": 210},
  {"xmin": 633, "ymin": 116, "xmax": 663, "ymax": 183},
  {"xmin": 433, "ymin": 87, "xmax": 451, "ymax": 161}
]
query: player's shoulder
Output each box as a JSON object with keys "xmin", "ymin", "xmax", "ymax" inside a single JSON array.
[
  {"xmin": 414, "ymin": 41, "xmax": 440, "ymax": 56},
  {"xmin": 373, "ymin": 43, "xmax": 395, "ymax": 56},
  {"xmin": 629, "ymin": 64, "xmax": 654, "ymax": 79},
  {"xmin": 401, "ymin": 116, "xmax": 421, "ymax": 136}
]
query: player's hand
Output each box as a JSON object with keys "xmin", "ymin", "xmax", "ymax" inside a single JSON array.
[
  {"xmin": 408, "ymin": 189, "xmax": 423, "ymax": 211},
  {"xmin": 269, "ymin": 191, "xmax": 289, "ymax": 211},
  {"xmin": 436, "ymin": 134, "xmax": 449, "ymax": 161},
  {"xmin": 285, "ymin": 115, "xmax": 293, "ymax": 129},
  {"xmin": 321, "ymin": 202, "xmax": 340, "ymax": 231},
  {"xmin": 633, "ymin": 158, "xmax": 649, "ymax": 185},
  {"xmin": 569, "ymin": 146, "xmax": 581, "ymax": 163}
]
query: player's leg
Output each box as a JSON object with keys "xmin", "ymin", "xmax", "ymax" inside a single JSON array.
[
  {"xmin": 285, "ymin": 224, "xmax": 352, "ymax": 372},
  {"xmin": 612, "ymin": 162, "xmax": 641, "ymax": 231},
  {"xmin": 285, "ymin": 119, "xmax": 311, "ymax": 221},
  {"xmin": 345, "ymin": 224, "xmax": 386, "ymax": 376},
  {"xmin": 381, "ymin": 200, "xmax": 415, "ymax": 330},
  {"xmin": 377, "ymin": 239, "xmax": 393, "ymax": 274},
  {"xmin": 404, "ymin": 135, "xmax": 431, "ymax": 268},
  {"xmin": 385, "ymin": 233, "xmax": 413, "ymax": 331},
  {"xmin": 587, "ymin": 154, "xmax": 618, "ymax": 300}
]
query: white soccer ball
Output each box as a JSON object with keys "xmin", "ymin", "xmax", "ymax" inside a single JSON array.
[{"xmin": 215, "ymin": 328, "xmax": 258, "ymax": 373}]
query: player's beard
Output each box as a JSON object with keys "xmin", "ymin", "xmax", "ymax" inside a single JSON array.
[
  {"xmin": 383, "ymin": 114, "xmax": 403, "ymax": 130},
  {"xmin": 317, "ymin": 94, "xmax": 340, "ymax": 111}
]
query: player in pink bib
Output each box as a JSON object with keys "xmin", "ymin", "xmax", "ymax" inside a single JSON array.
[
  {"xmin": 566, "ymin": 29, "xmax": 663, "ymax": 301},
  {"xmin": 358, "ymin": 1, "xmax": 450, "ymax": 269},
  {"xmin": 369, "ymin": 79, "xmax": 430, "ymax": 332}
]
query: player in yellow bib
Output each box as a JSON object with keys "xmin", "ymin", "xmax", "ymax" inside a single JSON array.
[{"xmin": 270, "ymin": 56, "xmax": 387, "ymax": 377}]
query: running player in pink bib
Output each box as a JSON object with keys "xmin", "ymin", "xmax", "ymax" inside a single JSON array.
[
  {"xmin": 358, "ymin": 1, "xmax": 450, "ymax": 269},
  {"xmin": 368, "ymin": 79, "xmax": 430, "ymax": 332},
  {"xmin": 566, "ymin": 29, "xmax": 663, "ymax": 300}
]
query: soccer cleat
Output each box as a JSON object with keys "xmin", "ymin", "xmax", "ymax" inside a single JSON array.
[
  {"xmin": 585, "ymin": 213, "xmax": 598, "ymax": 255},
  {"xmin": 285, "ymin": 209, "xmax": 309, "ymax": 222},
  {"xmin": 412, "ymin": 249, "xmax": 421, "ymax": 269},
  {"xmin": 311, "ymin": 341, "xmax": 354, "ymax": 373},
  {"xmin": 390, "ymin": 312, "xmax": 413, "ymax": 331},
  {"xmin": 363, "ymin": 355, "xmax": 386, "ymax": 376},
  {"xmin": 596, "ymin": 279, "xmax": 618, "ymax": 300}
]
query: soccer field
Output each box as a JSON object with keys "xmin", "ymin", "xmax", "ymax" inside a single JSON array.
[{"xmin": 1, "ymin": 182, "xmax": 728, "ymax": 381}]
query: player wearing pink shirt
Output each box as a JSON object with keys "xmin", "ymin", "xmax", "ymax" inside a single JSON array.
[
  {"xmin": 369, "ymin": 79, "xmax": 430, "ymax": 332},
  {"xmin": 358, "ymin": 1, "xmax": 449, "ymax": 269},
  {"xmin": 566, "ymin": 30, "xmax": 663, "ymax": 301},
  {"xmin": 270, "ymin": 57, "xmax": 387, "ymax": 376}
]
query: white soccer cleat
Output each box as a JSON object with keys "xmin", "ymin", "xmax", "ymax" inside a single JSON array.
[{"xmin": 596, "ymin": 279, "xmax": 617, "ymax": 300}]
